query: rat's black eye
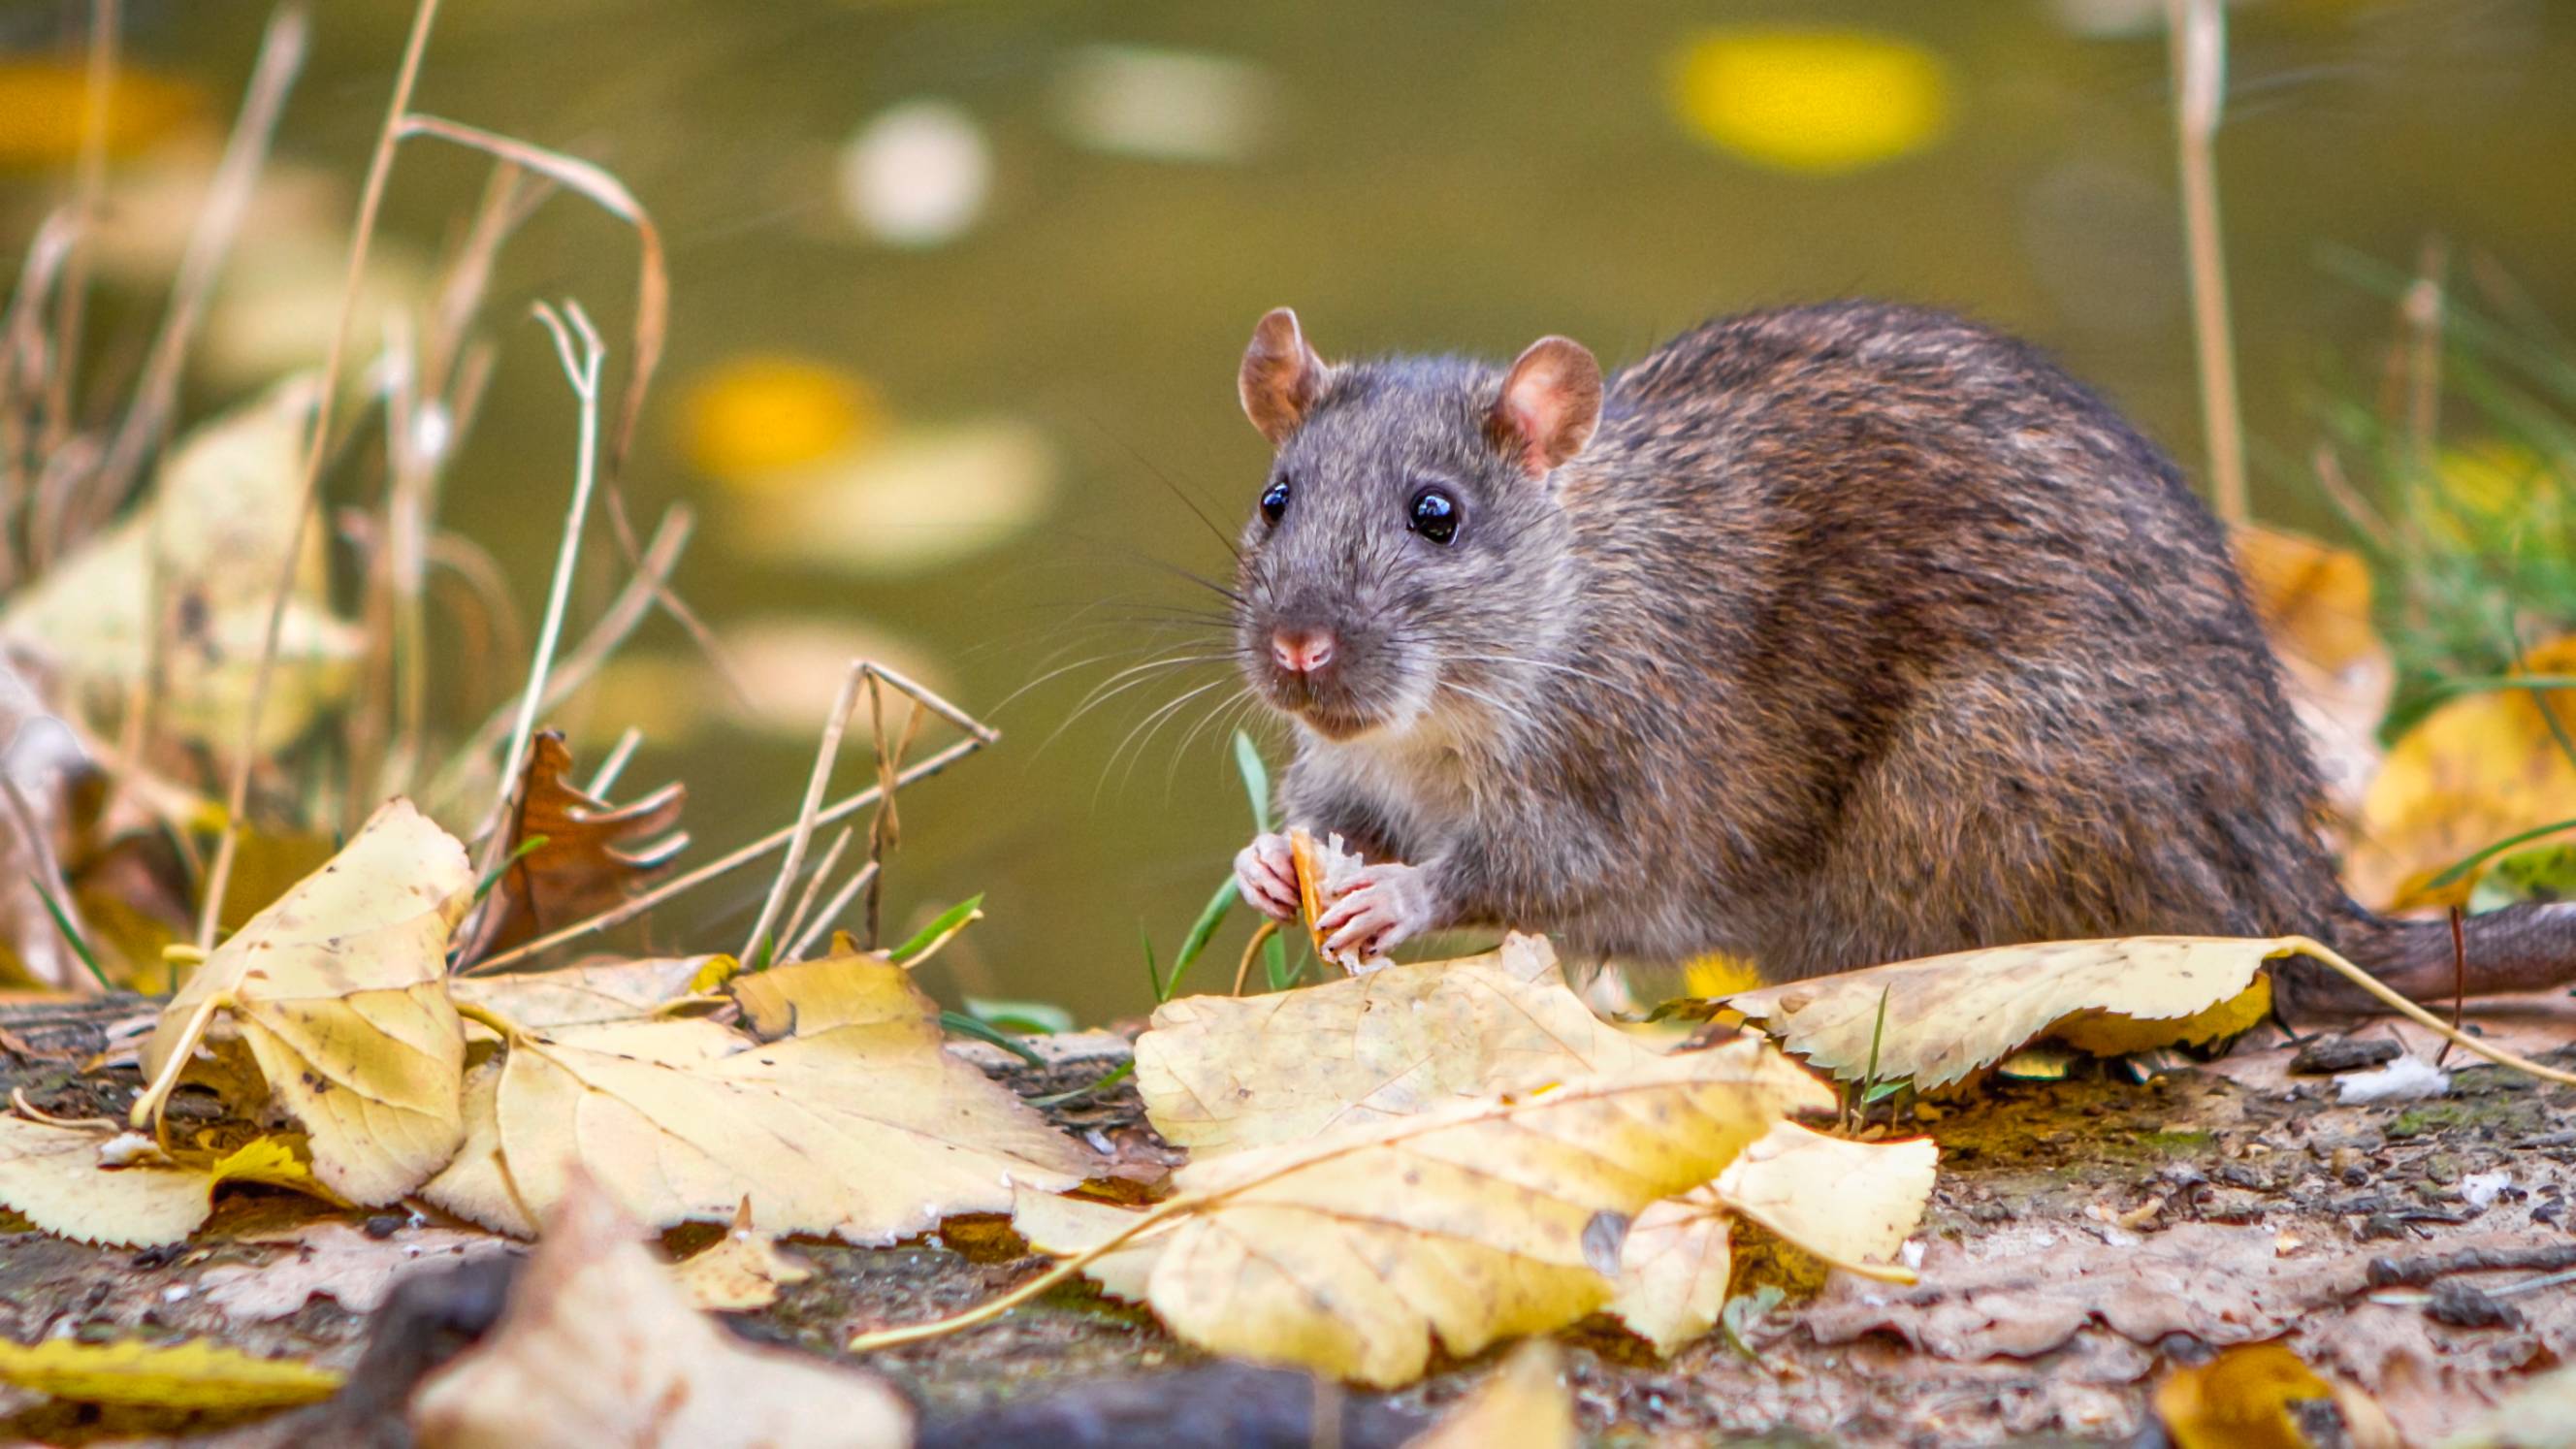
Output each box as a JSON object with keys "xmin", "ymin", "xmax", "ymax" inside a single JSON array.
[
  {"xmin": 1260, "ymin": 478, "xmax": 1291, "ymax": 525},
  {"xmin": 1407, "ymin": 486, "xmax": 1460, "ymax": 545}
]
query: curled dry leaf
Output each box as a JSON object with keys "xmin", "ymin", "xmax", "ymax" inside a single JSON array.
[
  {"xmin": 1136, "ymin": 933, "xmax": 1655, "ymax": 1154},
  {"xmin": 0, "ymin": 1336, "xmax": 341, "ymax": 1411},
  {"xmin": 451, "ymin": 953, "xmax": 731, "ymax": 1032},
  {"xmin": 1726, "ymin": 936, "xmax": 2293, "ymax": 1091},
  {"xmin": 1604, "ymin": 1124, "xmax": 1933, "ymax": 1356},
  {"xmin": 0, "ymin": 1119, "xmax": 324, "ymax": 1247},
  {"xmin": 0, "ymin": 375, "xmax": 362, "ymax": 756},
  {"xmin": 2347, "ymin": 634, "xmax": 2576, "ymax": 910},
  {"xmin": 427, "ymin": 952, "xmax": 1091, "ymax": 1242},
  {"xmin": 409, "ymin": 1174, "xmax": 912, "ymax": 1449},
  {"xmin": 462, "ymin": 730, "xmax": 688, "ymax": 960},
  {"xmin": 670, "ymin": 1199, "xmax": 814, "ymax": 1312},
  {"xmin": 1406, "ymin": 1339, "xmax": 1575, "ymax": 1449},
  {"xmin": 136, "ymin": 798, "xmax": 472, "ymax": 1205},
  {"xmin": 1009, "ymin": 1038, "xmax": 1828, "ymax": 1387}
]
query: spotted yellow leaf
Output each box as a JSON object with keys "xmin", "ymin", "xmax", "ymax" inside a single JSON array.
[{"xmin": 0, "ymin": 1336, "xmax": 339, "ymax": 1410}]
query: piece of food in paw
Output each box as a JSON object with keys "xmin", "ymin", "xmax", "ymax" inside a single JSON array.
[{"xmin": 1288, "ymin": 826, "xmax": 1395, "ymax": 976}]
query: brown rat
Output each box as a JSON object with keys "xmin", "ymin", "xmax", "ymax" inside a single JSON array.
[{"xmin": 1223, "ymin": 302, "xmax": 2575, "ymax": 1012}]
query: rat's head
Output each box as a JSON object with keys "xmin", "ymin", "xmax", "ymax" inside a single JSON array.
[{"xmin": 1230, "ymin": 307, "xmax": 1601, "ymax": 744}]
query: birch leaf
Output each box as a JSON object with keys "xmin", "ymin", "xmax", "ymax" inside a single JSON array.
[
  {"xmin": 1135, "ymin": 934, "xmax": 1657, "ymax": 1154},
  {"xmin": 728, "ymin": 947, "xmax": 925, "ymax": 1041},
  {"xmin": 0, "ymin": 1336, "xmax": 340, "ymax": 1411},
  {"xmin": 671, "ymin": 1199, "xmax": 813, "ymax": 1312},
  {"xmin": 1605, "ymin": 1187, "xmax": 1734, "ymax": 1357},
  {"xmin": 410, "ymin": 1175, "xmax": 910, "ymax": 1449},
  {"xmin": 1143, "ymin": 1037, "xmax": 1825, "ymax": 1386},
  {"xmin": 1009, "ymin": 1183, "xmax": 1165, "ymax": 1303},
  {"xmin": 427, "ymin": 954, "xmax": 1092, "ymax": 1243},
  {"xmin": 452, "ymin": 954, "xmax": 732, "ymax": 1032},
  {"xmin": 1727, "ymin": 936, "xmax": 2296, "ymax": 1091},
  {"xmin": 1713, "ymin": 1121, "xmax": 1935, "ymax": 1273},
  {"xmin": 0, "ymin": 1118, "xmax": 304, "ymax": 1247},
  {"xmin": 136, "ymin": 797, "xmax": 471, "ymax": 1205}
]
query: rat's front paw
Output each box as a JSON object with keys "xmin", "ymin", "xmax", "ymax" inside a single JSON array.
[
  {"xmin": 1234, "ymin": 832, "xmax": 1300, "ymax": 920},
  {"xmin": 1313, "ymin": 861, "xmax": 1436, "ymax": 966}
]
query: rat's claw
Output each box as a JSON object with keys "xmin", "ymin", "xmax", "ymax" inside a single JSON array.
[
  {"xmin": 1235, "ymin": 833, "xmax": 1300, "ymax": 920},
  {"xmin": 1313, "ymin": 861, "xmax": 1435, "ymax": 962}
]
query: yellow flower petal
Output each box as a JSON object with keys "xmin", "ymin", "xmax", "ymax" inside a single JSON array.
[{"xmin": 1668, "ymin": 28, "xmax": 1951, "ymax": 176}]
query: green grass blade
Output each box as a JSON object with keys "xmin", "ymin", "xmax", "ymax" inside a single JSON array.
[
  {"xmin": 939, "ymin": 1010, "xmax": 1046, "ymax": 1067},
  {"xmin": 29, "ymin": 877, "xmax": 111, "ymax": 992},
  {"xmin": 470, "ymin": 834, "xmax": 551, "ymax": 903},
  {"xmin": 2430, "ymin": 818, "xmax": 2576, "ymax": 890},
  {"xmin": 1233, "ymin": 730, "xmax": 1272, "ymax": 834},
  {"xmin": 889, "ymin": 893, "xmax": 984, "ymax": 964},
  {"xmin": 1160, "ymin": 878, "xmax": 1238, "ymax": 1002}
]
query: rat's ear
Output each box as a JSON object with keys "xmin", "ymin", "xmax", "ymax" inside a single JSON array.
[
  {"xmin": 1240, "ymin": 307, "xmax": 1332, "ymax": 447},
  {"xmin": 1489, "ymin": 336, "xmax": 1602, "ymax": 478}
]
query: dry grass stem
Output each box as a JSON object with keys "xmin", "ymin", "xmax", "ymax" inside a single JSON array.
[
  {"xmin": 465, "ymin": 732, "xmax": 991, "ymax": 975},
  {"xmin": 196, "ymin": 0, "xmax": 445, "ymax": 950},
  {"xmin": 786, "ymin": 857, "xmax": 877, "ymax": 962},
  {"xmin": 2167, "ymin": 0, "xmax": 2247, "ymax": 525},
  {"xmin": 586, "ymin": 726, "xmax": 642, "ymax": 797},
  {"xmin": 778, "ymin": 827, "xmax": 853, "ymax": 958},
  {"xmin": 743, "ymin": 662, "xmax": 870, "ymax": 963},
  {"xmin": 44, "ymin": 0, "xmax": 118, "ymax": 459},
  {"xmin": 90, "ymin": 4, "xmax": 309, "ymax": 520},
  {"xmin": 499, "ymin": 301, "xmax": 608, "ymax": 813},
  {"xmin": 2400, "ymin": 235, "xmax": 2449, "ymax": 471}
]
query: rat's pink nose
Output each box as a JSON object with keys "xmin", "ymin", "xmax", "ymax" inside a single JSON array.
[{"xmin": 1270, "ymin": 628, "xmax": 1336, "ymax": 676}]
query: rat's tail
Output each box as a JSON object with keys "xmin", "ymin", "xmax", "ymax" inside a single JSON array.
[{"xmin": 2286, "ymin": 900, "xmax": 2576, "ymax": 1014}]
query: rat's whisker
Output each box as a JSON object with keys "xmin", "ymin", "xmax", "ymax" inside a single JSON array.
[{"xmin": 1099, "ymin": 676, "xmax": 1239, "ymax": 803}]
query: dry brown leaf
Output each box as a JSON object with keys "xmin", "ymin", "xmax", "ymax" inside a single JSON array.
[
  {"xmin": 1406, "ymin": 1339, "xmax": 1575, "ymax": 1449},
  {"xmin": 2348, "ymin": 634, "xmax": 2576, "ymax": 910},
  {"xmin": 135, "ymin": 798, "xmax": 471, "ymax": 1205},
  {"xmin": 2232, "ymin": 525, "xmax": 2393, "ymax": 823},
  {"xmin": 670, "ymin": 1199, "xmax": 814, "ymax": 1312},
  {"xmin": 462, "ymin": 731, "xmax": 687, "ymax": 960},
  {"xmin": 1135, "ymin": 934, "xmax": 1656, "ymax": 1154},
  {"xmin": 197, "ymin": 1219, "xmax": 521, "ymax": 1322},
  {"xmin": 409, "ymin": 1174, "xmax": 911, "ymax": 1449},
  {"xmin": 1126, "ymin": 1038, "xmax": 1827, "ymax": 1386},
  {"xmin": 427, "ymin": 953, "xmax": 1091, "ymax": 1242},
  {"xmin": 1726, "ymin": 936, "xmax": 2292, "ymax": 1091},
  {"xmin": 451, "ymin": 954, "xmax": 730, "ymax": 1031}
]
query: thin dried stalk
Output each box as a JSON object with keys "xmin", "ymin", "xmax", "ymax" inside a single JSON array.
[
  {"xmin": 2400, "ymin": 235, "xmax": 2448, "ymax": 474},
  {"xmin": 466, "ymin": 728, "xmax": 992, "ymax": 975},
  {"xmin": 586, "ymin": 725, "xmax": 642, "ymax": 797},
  {"xmin": 88, "ymin": 4, "xmax": 308, "ymax": 523},
  {"xmin": 777, "ymin": 826, "xmax": 853, "ymax": 957},
  {"xmin": 43, "ymin": 0, "xmax": 118, "ymax": 459},
  {"xmin": 743, "ymin": 663, "xmax": 869, "ymax": 963},
  {"xmin": 500, "ymin": 301, "xmax": 608, "ymax": 810},
  {"xmin": 2167, "ymin": 0, "xmax": 2247, "ymax": 524},
  {"xmin": 197, "ymin": 0, "xmax": 444, "ymax": 950},
  {"xmin": 0, "ymin": 213, "xmax": 80, "ymax": 579},
  {"xmin": 861, "ymin": 682, "xmax": 924, "ymax": 950},
  {"xmin": 785, "ymin": 859, "xmax": 880, "ymax": 961}
]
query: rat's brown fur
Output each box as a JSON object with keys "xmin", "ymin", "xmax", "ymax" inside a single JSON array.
[{"xmin": 1231, "ymin": 302, "xmax": 2576, "ymax": 1011}]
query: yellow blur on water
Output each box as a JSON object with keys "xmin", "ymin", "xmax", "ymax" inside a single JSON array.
[
  {"xmin": 0, "ymin": 62, "xmax": 203, "ymax": 169},
  {"xmin": 681, "ymin": 355, "xmax": 884, "ymax": 488},
  {"xmin": 1667, "ymin": 28, "xmax": 1950, "ymax": 177}
]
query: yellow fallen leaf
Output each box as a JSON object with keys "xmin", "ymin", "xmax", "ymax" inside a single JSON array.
[
  {"xmin": 2348, "ymin": 635, "xmax": 2576, "ymax": 910},
  {"xmin": 1141, "ymin": 1037, "xmax": 1825, "ymax": 1386},
  {"xmin": 0, "ymin": 1336, "xmax": 339, "ymax": 1410},
  {"xmin": 728, "ymin": 948, "xmax": 928, "ymax": 1040},
  {"xmin": 1009, "ymin": 1183, "xmax": 1166, "ymax": 1304},
  {"xmin": 2154, "ymin": 1341, "xmax": 2335, "ymax": 1449},
  {"xmin": 683, "ymin": 354, "xmax": 883, "ymax": 486},
  {"xmin": 0, "ymin": 1118, "xmax": 238, "ymax": 1246},
  {"xmin": 453, "ymin": 954, "xmax": 732, "ymax": 1032},
  {"xmin": 671, "ymin": 1200, "xmax": 814, "ymax": 1313},
  {"xmin": 1667, "ymin": 27, "xmax": 1950, "ymax": 176},
  {"xmin": 0, "ymin": 61, "xmax": 206, "ymax": 167},
  {"xmin": 1727, "ymin": 936, "xmax": 2297, "ymax": 1091},
  {"xmin": 1407, "ymin": 1339, "xmax": 1575, "ymax": 1449},
  {"xmin": 429, "ymin": 954, "xmax": 1091, "ymax": 1243},
  {"xmin": 727, "ymin": 420, "xmax": 1056, "ymax": 577},
  {"xmin": 423, "ymin": 1059, "xmax": 536, "ymax": 1238},
  {"xmin": 1605, "ymin": 1187, "xmax": 1733, "ymax": 1357},
  {"xmin": 135, "ymin": 797, "xmax": 472, "ymax": 1206},
  {"xmin": 1681, "ymin": 952, "xmax": 1765, "ymax": 999},
  {"xmin": 1712, "ymin": 1121, "xmax": 1933, "ymax": 1274},
  {"xmin": 2231, "ymin": 524, "xmax": 2392, "ymax": 821},
  {"xmin": 1135, "ymin": 934, "xmax": 1658, "ymax": 1154},
  {"xmin": 411, "ymin": 1174, "xmax": 911, "ymax": 1449}
]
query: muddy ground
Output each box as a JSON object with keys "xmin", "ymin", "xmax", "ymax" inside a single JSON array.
[{"xmin": 4, "ymin": 992, "xmax": 2573, "ymax": 1446}]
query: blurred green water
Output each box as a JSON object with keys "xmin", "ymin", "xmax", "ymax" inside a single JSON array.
[{"xmin": 13, "ymin": 0, "xmax": 2576, "ymax": 1023}]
